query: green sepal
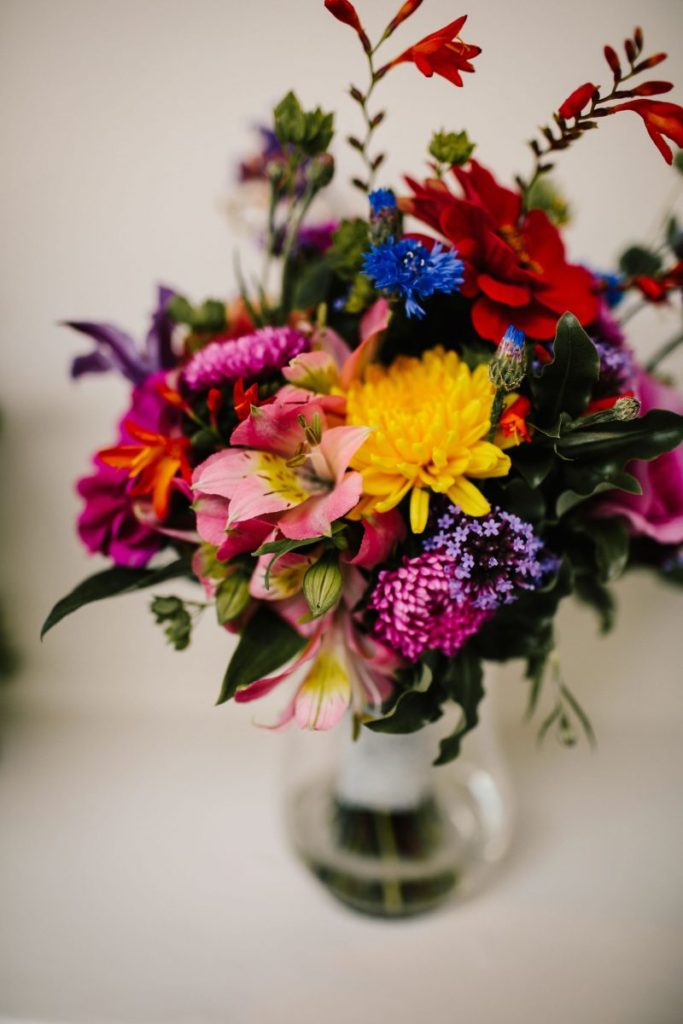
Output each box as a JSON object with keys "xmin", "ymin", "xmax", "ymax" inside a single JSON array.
[
  {"xmin": 41, "ymin": 558, "xmax": 192, "ymax": 639},
  {"xmin": 216, "ymin": 607, "xmax": 306, "ymax": 705}
]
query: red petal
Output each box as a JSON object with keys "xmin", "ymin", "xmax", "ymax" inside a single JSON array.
[{"xmin": 477, "ymin": 274, "xmax": 531, "ymax": 307}]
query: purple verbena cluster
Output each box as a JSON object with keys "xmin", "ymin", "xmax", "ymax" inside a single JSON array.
[{"xmin": 423, "ymin": 504, "xmax": 557, "ymax": 611}]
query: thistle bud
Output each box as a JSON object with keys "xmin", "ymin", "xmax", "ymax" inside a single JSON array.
[
  {"xmin": 614, "ymin": 396, "xmax": 641, "ymax": 421},
  {"xmin": 489, "ymin": 326, "xmax": 527, "ymax": 391},
  {"xmin": 303, "ymin": 554, "xmax": 343, "ymax": 618}
]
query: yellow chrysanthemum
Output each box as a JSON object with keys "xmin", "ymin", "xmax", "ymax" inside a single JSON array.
[{"xmin": 345, "ymin": 347, "xmax": 511, "ymax": 532}]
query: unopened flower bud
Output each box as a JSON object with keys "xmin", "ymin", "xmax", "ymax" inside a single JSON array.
[
  {"xmin": 215, "ymin": 572, "xmax": 251, "ymax": 624},
  {"xmin": 303, "ymin": 554, "xmax": 343, "ymax": 618},
  {"xmin": 307, "ymin": 153, "xmax": 335, "ymax": 190},
  {"xmin": 489, "ymin": 326, "xmax": 527, "ymax": 391},
  {"xmin": 614, "ymin": 396, "xmax": 641, "ymax": 420}
]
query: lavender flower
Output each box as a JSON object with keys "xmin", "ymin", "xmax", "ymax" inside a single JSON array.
[
  {"xmin": 182, "ymin": 326, "xmax": 309, "ymax": 391},
  {"xmin": 369, "ymin": 553, "xmax": 492, "ymax": 662},
  {"xmin": 423, "ymin": 504, "xmax": 557, "ymax": 611},
  {"xmin": 362, "ymin": 238, "xmax": 464, "ymax": 319}
]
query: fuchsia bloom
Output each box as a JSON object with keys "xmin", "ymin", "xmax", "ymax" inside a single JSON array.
[
  {"xmin": 192, "ymin": 392, "xmax": 369, "ymax": 542},
  {"xmin": 370, "ymin": 553, "xmax": 492, "ymax": 662},
  {"xmin": 183, "ymin": 326, "xmax": 309, "ymax": 391}
]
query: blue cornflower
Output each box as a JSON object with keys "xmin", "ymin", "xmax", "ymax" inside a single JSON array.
[
  {"xmin": 362, "ymin": 238, "xmax": 465, "ymax": 318},
  {"xmin": 368, "ymin": 188, "xmax": 397, "ymax": 216},
  {"xmin": 594, "ymin": 271, "xmax": 625, "ymax": 309}
]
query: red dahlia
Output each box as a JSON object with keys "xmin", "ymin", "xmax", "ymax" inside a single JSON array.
[{"xmin": 402, "ymin": 160, "xmax": 599, "ymax": 341}]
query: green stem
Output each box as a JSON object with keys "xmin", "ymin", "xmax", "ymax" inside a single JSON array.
[{"xmin": 372, "ymin": 812, "xmax": 403, "ymax": 915}]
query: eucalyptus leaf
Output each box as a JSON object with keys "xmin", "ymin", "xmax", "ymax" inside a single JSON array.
[{"xmin": 554, "ymin": 410, "xmax": 683, "ymax": 462}]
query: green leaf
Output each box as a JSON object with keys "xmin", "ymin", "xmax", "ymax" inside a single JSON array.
[
  {"xmin": 291, "ymin": 261, "xmax": 333, "ymax": 309},
  {"xmin": 41, "ymin": 558, "xmax": 191, "ymax": 639},
  {"xmin": 273, "ymin": 91, "xmax": 306, "ymax": 146},
  {"xmin": 574, "ymin": 575, "xmax": 615, "ymax": 633},
  {"xmin": 150, "ymin": 595, "xmax": 193, "ymax": 651},
  {"xmin": 554, "ymin": 409, "xmax": 683, "ymax": 462},
  {"xmin": 328, "ymin": 219, "xmax": 370, "ymax": 280},
  {"xmin": 574, "ymin": 519, "xmax": 630, "ymax": 583},
  {"xmin": 217, "ymin": 607, "xmax": 306, "ymax": 705},
  {"xmin": 428, "ymin": 129, "xmax": 476, "ymax": 167},
  {"xmin": 366, "ymin": 686, "xmax": 443, "ymax": 735},
  {"xmin": 434, "ymin": 650, "xmax": 485, "ymax": 765},
  {"xmin": 556, "ymin": 469, "xmax": 642, "ymax": 517},
  {"xmin": 498, "ymin": 476, "xmax": 546, "ymax": 522},
  {"xmin": 510, "ymin": 446, "xmax": 555, "ymax": 487},
  {"xmin": 167, "ymin": 295, "xmax": 226, "ymax": 332},
  {"xmin": 674, "ymin": 149, "xmax": 683, "ymax": 176},
  {"xmin": 531, "ymin": 313, "xmax": 600, "ymax": 427},
  {"xmin": 619, "ymin": 244, "xmax": 663, "ymax": 277}
]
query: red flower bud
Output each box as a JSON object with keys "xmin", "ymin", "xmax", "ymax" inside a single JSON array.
[
  {"xmin": 558, "ymin": 82, "xmax": 598, "ymax": 120},
  {"xmin": 386, "ymin": 0, "xmax": 424, "ymax": 37},
  {"xmin": 630, "ymin": 80, "xmax": 673, "ymax": 97},
  {"xmin": 324, "ymin": 0, "xmax": 361, "ymax": 29},
  {"xmin": 604, "ymin": 45, "xmax": 621, "ymax": 79},
  {"xmin": 634, "ymin": 52, "xmax": 667, "ymax": 72},
  {"xmin": 324, "ymin": 0, "xmax": 371, "ymax": 54}
]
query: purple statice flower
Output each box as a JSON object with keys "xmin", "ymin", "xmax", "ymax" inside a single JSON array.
[
  {"xmin": 362, "ymin": 238, "xmax": 464, "ymax": 319},
  {"xmin": 66, "ymin": 285, "xmax": 177, "ymax": 385},
  {"xmin": 423, "ymin": 504, "xmax": 557, "ymax": 612},
  {"xmin": 369, "ymin": 553, "xmax": 492, "ymax": 662},
  {"xmin": 182, "ymin": 326, "xmax": 309, "ymax": 391}
]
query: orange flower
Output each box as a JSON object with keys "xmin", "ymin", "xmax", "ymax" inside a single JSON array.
[
  {"xmin": 378, "ymin": 15, "xmax": 481, "ymax": 87},
  {"xmin": 496, "ymin": 395, "xmax": 532, "ymax": 448},
  {"xmin": 608, "ymin": 99, "xmax": 683, "ymax": 164},
  {"xmin": 98, "ymin": 423, "xmax": 192, "ymax": 519}
]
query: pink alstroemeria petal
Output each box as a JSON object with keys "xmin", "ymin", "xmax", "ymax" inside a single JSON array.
[
  {"xmin": 278, "ymin": 471, "xmax": 363, "ymax": 539},
  {"xmin": 345, "ymin": 508, "xmax": 407, "ymax": 568},
  {"xmin": 217, "ymin": 517, "xmax": 273, "ymax": 562},
  {"xmin": 339, "ymin": 298, "xmax": 391, "ymax": 389},
  {"xmin": 194, "ymin": 494, "xmax": 231, "ymax": 547},
  {"xmin": 317, "ymin": 424, "xmax": 371, "ymax": 483}
]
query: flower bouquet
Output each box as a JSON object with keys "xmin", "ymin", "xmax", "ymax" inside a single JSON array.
[{"xmin": 44, "ymin": 2, "xmax": 683, "ymax": 916}]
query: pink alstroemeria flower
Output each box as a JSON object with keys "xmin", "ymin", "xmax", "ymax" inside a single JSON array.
[
  {"xmin": 192, "ymin": 393, "xmax": 369, "ymax": 541},
  {"xmin": 235, "ymin": 572, "xmax": 400, "ymax": 730}
]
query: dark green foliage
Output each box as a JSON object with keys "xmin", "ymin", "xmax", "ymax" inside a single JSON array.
[
  {"xmin": 618, "ymin": 245, "xmax": 663, "ymax": 277},
  {"xmin": 150, "ymin": 595, "xmax": 193, "ymax": 651},
  {"xmin": 530, "ymin": 313, "xmax": 600, "ymax": 427},
  {"xmin": 216, "ymin": 606, "xmax": 306, "ymax": 705},
  {"xmin": 41, "ymin": 558, "xmax": 193, "ymax": 638},
  {"xmin": 273, "ymin": 91, "xmax": 334, "ymax": 156},
  {"xmin": 167, "ymin": 296, "xmax": 226, "ymax": 333}
]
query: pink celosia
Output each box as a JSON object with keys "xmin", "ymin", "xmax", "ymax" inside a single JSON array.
[{"xmin": 182, "ymin": 326, "xmax": 309, "ymax": 391}]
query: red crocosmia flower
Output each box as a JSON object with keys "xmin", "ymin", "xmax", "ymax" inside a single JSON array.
[
  {"xmin": 634, "ymin": 261, "xmax": 683, "ymax": 303},
  {"xmin": 402, "ymin": 159, "xmax": 599, "ymax": 341},
  {"xmin": 385, "ymin": 0, "xmax": 424, "ymax": 37},
  {"xmin": 232, "ymin": 379, "xmax": 260, "ymax": 422},
  {"xmin": 558, "ymin": 82, "xmax": 598, "ymax": 120},
  {"xmin": 98, "ymin": 423, "xmax": 192, "ymax": 520},
  {"xmin": 154, "ymin": 379, "xmax": 193, "ymax": 417},
  {"xmin": 207, "ymin": 388, "xmax": 224, "ymax": 429},
  {"xmin": 379, "ymin": 15, "xmax": 481, "ymax": 87},
  {"xmin": 608, "ymin": 99, "xmax": 683, "ymax": 164}
]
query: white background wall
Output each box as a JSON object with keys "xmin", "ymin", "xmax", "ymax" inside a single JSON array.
[{"xmin": 1, "ymin": 2, "xmax": 682, "ymax": 1022}]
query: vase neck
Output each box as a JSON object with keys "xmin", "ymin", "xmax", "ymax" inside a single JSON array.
[{"xmin": 335, "ymin": 725, "xmax": 434, "ymax": 811}]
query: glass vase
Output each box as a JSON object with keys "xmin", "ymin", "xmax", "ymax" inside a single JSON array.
[{"xmin": 282, "ymin": 684, "xmax": 515, "ymax": 918}]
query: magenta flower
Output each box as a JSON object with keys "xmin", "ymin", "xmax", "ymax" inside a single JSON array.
[
  {"xmin": 594, "ymin": 369, "xmax": 683, "ymax": 544},
  {"xmin": 76, "ymin": 461, "xmax": 162, "ymax": 568},
  {"xmin": 369, "ymin": 553, "xmax": 492, "ymax": 662},
  {"xmin": 182, "ymin": 326, "xmax": 309, "ymax": 391}
]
